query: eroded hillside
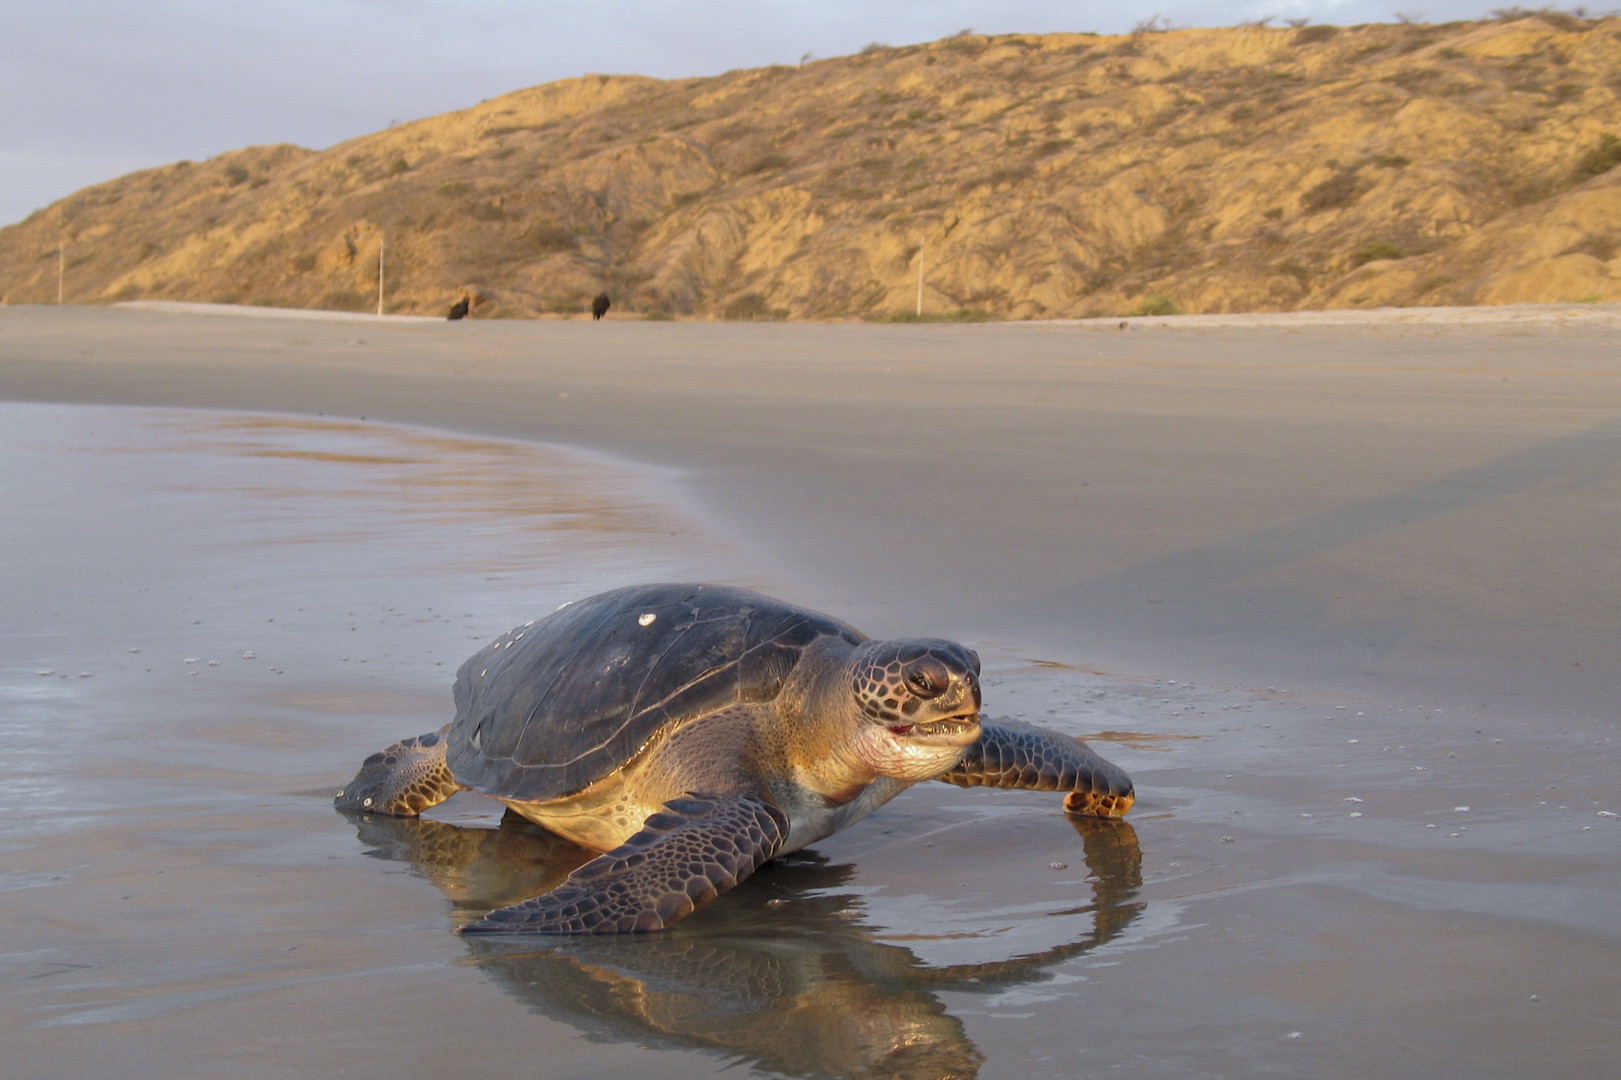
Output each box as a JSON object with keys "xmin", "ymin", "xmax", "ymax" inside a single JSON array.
[{"xmin": 3, "ymin": 15, "xmax": 1620, "ymax": 319}]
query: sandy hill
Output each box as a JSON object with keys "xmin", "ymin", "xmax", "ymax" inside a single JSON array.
[{"xmin": 4, "ymin": 15, "xmax": 1621, "ymax": 320}]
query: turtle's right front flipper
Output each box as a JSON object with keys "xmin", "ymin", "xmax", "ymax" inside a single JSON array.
[
  {"xmin": 939, "ymin": 717, "xmax": 1135, "ymax": 818},
  {"xmin": 335, "ymin": 725, "xmax": 460, "ymax": 816},
  {"xmin": 459, "ymin": 792, "xmax": 788, "ymax": 934}
]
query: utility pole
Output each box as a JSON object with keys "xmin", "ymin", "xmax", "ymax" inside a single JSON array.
[
  {"xmin": 916, "ymin": 238, "xmax": 925, "ymax": 317},
  {"xmin": 58, "ymin": 239, "xmax": 65, "ymax": 304},
  {"xmin": 377, "ymin": 234, "xmax": 385, "ymax": 316}
]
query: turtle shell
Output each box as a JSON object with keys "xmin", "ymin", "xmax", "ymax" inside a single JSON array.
[{"xmin": 445, "ymin": 583, "xmax": 864, "ymax": 803}]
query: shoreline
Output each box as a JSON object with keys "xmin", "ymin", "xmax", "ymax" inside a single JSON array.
[{"xmin": 84, "ymin": 297, "xmax": 1621, "ymax": 331}]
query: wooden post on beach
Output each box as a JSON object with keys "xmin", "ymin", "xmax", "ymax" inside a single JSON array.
[
  {"xmin": 916, "ymin": 238, "xmax": 925, "ymax": 317},
  {"xmin": 57, "ymin": 239, "xmax": 65, "ymax": 305},
  {"xmin": 377, "ymin": 235, "xmax": 385, "ymax": 316}
]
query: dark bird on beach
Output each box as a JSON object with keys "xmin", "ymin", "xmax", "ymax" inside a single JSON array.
[
  {"xmin": 447, "ymin": 296, "xmax": 470, "ymax": 321},
  {"xmin": 591, "ymin": 292, "xmax": 611, "ymax": 320}
]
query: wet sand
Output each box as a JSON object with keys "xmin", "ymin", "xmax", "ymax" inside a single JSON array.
[{"xmin": 2, "ymin": 305, "xmax": 1619, "ymax": 1079}]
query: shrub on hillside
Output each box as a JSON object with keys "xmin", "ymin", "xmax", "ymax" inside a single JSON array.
[
  {"xmin": 1301, "ymin": 168, "xmax": 1364, "ymax": 212},
  {"xmin": 1576, "ymin": 134, "xmax": 1621, "ymax": 178},
  {"xmin": 1131, "ymin": 293, "xmax": 1182, "ymax": 316},
  {"xmin": 722, "ymin": 292, "xmax": 787, "ymax": 320},
  {"xmin": 740, "ymin": 153, "xmax": 788, "ymax": 176},
  {"xmin": 526, "ymin": 223, "xmax": 574, "ymax": 252},
  {"xmin": 1353, "ymin": 240, "xmax": 1405, "ymax": 265},
  {"xmin": 1559, "ymin": 233, "xmax": 1618, "ymax": 261},
  {"xmin": 317, "ymin": 289, "xmax": 370, "ymax": 312}
]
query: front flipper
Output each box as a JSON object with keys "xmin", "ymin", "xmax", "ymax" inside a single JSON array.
[
  {"xmin": 939, "ymin": 717, "xmax": 1135, "ymax": 818},
  {"xmin": 459, "ymin": 792, "xmax": 788, "ymax": 934}
]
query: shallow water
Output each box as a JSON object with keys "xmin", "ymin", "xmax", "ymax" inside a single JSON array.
[{"xmin": 3, "ymin": 402, "xmax": 1619, "ymax": 1080}]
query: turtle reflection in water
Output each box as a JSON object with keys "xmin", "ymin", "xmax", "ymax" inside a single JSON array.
[
  {"xmin": 336, "ymin": 584, "xmax": 1135, "ymax": 934},
  {"xmin": 349, "ymin": 808, "xmax": 1143, "ymax": 1080}
]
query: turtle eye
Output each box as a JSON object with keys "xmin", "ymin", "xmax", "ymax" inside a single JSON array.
[{"xmin": 906, "ymin": 659, "xmax": 949, "ymax": 698}]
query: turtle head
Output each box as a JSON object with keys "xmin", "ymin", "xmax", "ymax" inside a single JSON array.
[{"xmin": 847, "ymin": 639, "xmax": 983, "ymax": 781}]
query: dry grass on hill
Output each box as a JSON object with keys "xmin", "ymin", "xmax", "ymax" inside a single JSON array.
[{"xmin": 3, "ymin": 14, "xmax": 1621, "ymax": 320}]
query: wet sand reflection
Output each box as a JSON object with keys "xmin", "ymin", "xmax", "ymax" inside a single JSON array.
[{"xmin": 344, "ymin": 809, "xmax": 1142, "ymax": 1079}]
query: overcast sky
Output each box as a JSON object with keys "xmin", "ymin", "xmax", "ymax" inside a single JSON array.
[{"xmin": 4, "ymin": 0, "xmax": 1512, "ymax": 226}]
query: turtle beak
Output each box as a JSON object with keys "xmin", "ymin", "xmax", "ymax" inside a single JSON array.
[{"xmin": 886, "ymin": 712, "xmax": 981, "ymax": 747}]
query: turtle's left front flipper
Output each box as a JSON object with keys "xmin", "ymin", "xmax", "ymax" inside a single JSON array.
[
  {"xmin": 939, "ymin": 718, "xmax": 1134, "ymax": 818},
  {"xmin": 459, "ymin": 792, "xmax": 788, "ymax": 934}
]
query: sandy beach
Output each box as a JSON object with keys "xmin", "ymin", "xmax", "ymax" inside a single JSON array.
[{"xmin": 3, "ymin": 304, "xmax": 1619, "ymax": 1079}]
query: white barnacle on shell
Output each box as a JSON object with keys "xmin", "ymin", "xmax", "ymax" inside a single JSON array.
[{"xmin": 638, "ymin": 613, "xmax": 657, "ymax": 627}]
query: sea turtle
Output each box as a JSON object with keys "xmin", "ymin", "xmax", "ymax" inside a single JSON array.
[{"xmin": 335, "ymin": 583, "xmax": 1134, "ymax": 933}]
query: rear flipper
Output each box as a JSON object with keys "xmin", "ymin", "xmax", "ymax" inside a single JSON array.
[
  {"xmin": 334, "ymin": 724, "xmax": 460, "ymax": 816},
  {"xmin": 939, "ymin": 717, "xmax": 1135, "ymax": 818},
  {"xmin": 459, "ymin": 791, "xmax": 788, "ymax": 934}
]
